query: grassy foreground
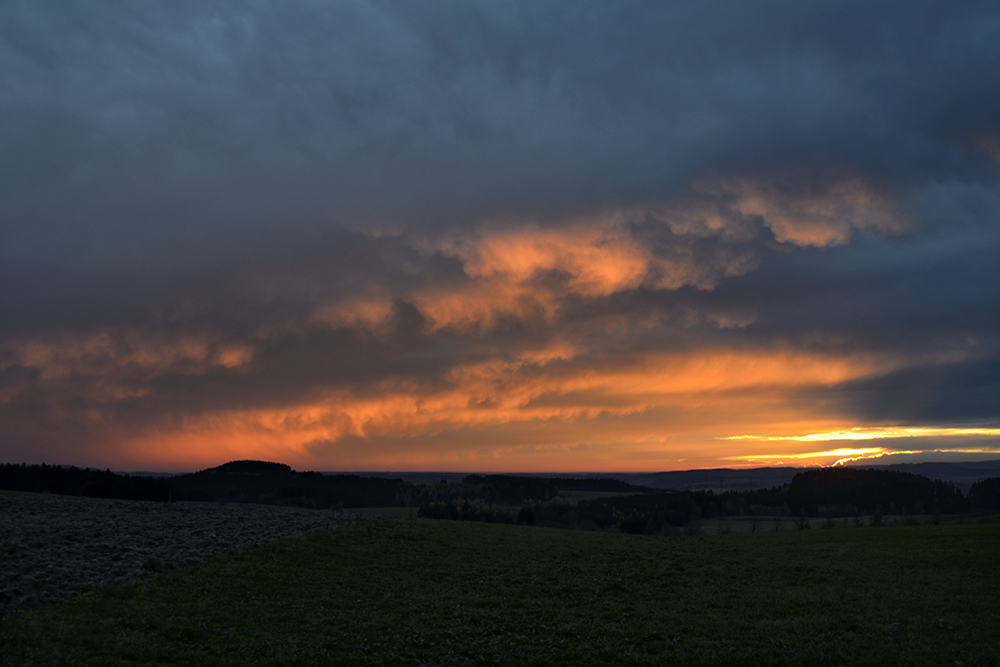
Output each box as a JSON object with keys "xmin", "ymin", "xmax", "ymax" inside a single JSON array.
[{"xmin": 2, "ymin": 519, "xmax": 998, "ymax": 666}]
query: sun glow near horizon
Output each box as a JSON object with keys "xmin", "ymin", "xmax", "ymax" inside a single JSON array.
[
  {"xmin": 720, "ymin": 427, "xmax": 1000, "ymax": 466},
  {"xmin": 722, "ymin": 427, "xmax": 1000, "ymax": 442}
]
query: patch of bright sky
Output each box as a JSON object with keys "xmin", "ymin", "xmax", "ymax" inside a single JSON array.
[
  {"xmin": 720, "ymin": 427, "xmax": 1000, "ymax": 466},
  {"xmin": 722, "ymin": 427, "xmax": 1000, "ymax": 442}
]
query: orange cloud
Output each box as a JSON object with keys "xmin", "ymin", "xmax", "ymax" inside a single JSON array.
[
  {"xmin": 0, "ymin": 180, "xmax": 940, "ymax": 472},
  {"xmin": 453, "ymin": 224, "xmax": 649, "ymax": 294},
  {"xmin": 6, "ymin": 332, "xmax": 255, "ymax": 381},
  {"xmin": 90, "ymin": 346, "xmax": 904, "ymax": 470},
  {"xmin": 700, "ymin": 177, "xmax": 908, "ymax": 247},
  {"xmin": 2, "ymin": 332, "xmax": 255, "ymax": 407},
  {"xmin": 313, "ymin": 215, "xmax": 761, "ymax": 333},
  {"xmin": 313, "ymin": 176, "xmax": 906, "ymax": 337}
]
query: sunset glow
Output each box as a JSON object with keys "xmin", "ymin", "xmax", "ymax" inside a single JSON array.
[
  {"xmin": 3, "ymin": 3, "xmax": 1000, "ymax": 473},
  {"xmin": 724, "ymin": 427, "xmax": 1000, "ymax": 443}
]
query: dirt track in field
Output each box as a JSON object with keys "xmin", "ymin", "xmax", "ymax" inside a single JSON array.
[{"xmin": 0, "ymin": 491, "xmax": 368, "ymax": 618}]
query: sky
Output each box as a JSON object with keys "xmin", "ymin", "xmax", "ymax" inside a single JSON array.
[{"xmin": 3, "ymin": 1, "xmax": 1000, "ymax": 473}]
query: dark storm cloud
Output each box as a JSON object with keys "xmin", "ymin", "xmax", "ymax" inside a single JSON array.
[
  {"xmin": 712, "ymin": 221, "xmax": 1000, "ymax": 353},
  {"xmin": 3, "ymin": 0, "xmax": 1000, "ymax": 466},
  {"xmin": 4, "ymin": 0, "xmax": 999, "ymax": 248},
  {"xmin": 819, "ymin": 356, "xmax": 1000, "ymax": 424}
]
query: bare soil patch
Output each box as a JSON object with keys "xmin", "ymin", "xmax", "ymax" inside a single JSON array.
[{"xmin": 0, "ymin": 491, "xmax": 368, "ymax": 618}]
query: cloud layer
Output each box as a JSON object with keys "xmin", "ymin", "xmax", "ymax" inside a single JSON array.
[{"xmin": 2, "ymin": 1, "xmax": 1000, "ymax": 470}]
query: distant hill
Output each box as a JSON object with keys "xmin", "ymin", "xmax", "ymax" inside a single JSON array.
[
  {"xmin": 5, "ymin": 460, "xmax": 999, "ymax": 533},
  {"xmin": 168, "ymin": 460, "xmax": 409, "ymax": 508},
  {"xmin": 167, "ymin": 463, "xmax": 656, "ymax": 509},
  {"xmin": 162, "ymin": 461, "xmax": 1000, "ymax": 495}
]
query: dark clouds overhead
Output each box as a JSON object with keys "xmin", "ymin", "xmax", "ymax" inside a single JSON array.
[{"xmin": 2, "ymin": 1, "xmax": 1000, "ymax": 470}]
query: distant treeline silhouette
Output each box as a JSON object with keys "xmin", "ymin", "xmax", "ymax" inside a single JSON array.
[
  {"xmin": 784, "ymin": 467, "xmax": 966, "ymax": 516},
  {"xmin": 458, "ymin": 474, "xmax": 644, "ymax": 504},
  {"xmin": 0, "ymin": 460, "xmax": 655, "ymax": 509},
  {"xmin": 0, "ymin": 463, "xmax": 170, "ymax": 501},
  {"xmin": 168, "ymin": 464, "xmax": 655, "ymax": 509},
  {"xmin": 421, "ymin": 467, "xmax": 1000, "ymax": 534},
  {"xmin": 4, "ymin": 460, "xmax": 999, "ymax": 524},
  {"xmin": 970, "ymin": 476, "xmax": 1000, "ymax": 509}
]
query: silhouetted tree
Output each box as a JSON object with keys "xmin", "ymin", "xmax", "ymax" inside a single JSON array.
[
  {"xmin": 870, "ymin": 505, "xmax": 884, "ymax": 527},
  {"xmin": 970, "ymin": 477, "xmax": 1000, "ymax": 510}
]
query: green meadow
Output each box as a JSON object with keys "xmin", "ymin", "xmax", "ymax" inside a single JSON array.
[
  {"xmin": 3, "ymin": 518, "xmax": 998, "ymax": 666},
  {"xmin": 344, "ymin": 506, "xmax": 420, "ymax": 518}
]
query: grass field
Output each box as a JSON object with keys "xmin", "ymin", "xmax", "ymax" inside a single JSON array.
[
  {"xmin": 697, "ymin": 514, "xmax": 962, "ymax": 534},
  {"xmin": 2, "ymin": 518, "xmax": 998, "ymax": 666},
  {"xmin": 344, "ymin": 506, "xmax": 420, "ymax": 517}
]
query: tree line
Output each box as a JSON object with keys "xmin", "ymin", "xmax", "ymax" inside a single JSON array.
[
  {"xmin": 420, "ymin": 467, "xmax": 1000, "ymax": 534},
  {"xmin": 4, "ymin": 461, "xmax": 1000, "ymax": 527},
  {"xmin": 0, "ymin": 463, "xmax": 171, "ymax": 501},
  {"xmin": 0, "ymin": 460, "xmax": 653, "ymax": 509}
]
